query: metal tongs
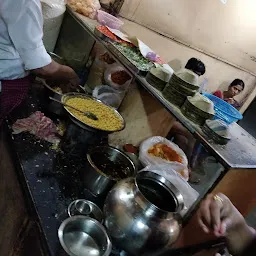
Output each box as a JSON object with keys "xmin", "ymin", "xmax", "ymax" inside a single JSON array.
[{"xmin": 49, "ymin": 97, "xmax": 98, "ymax": 121}]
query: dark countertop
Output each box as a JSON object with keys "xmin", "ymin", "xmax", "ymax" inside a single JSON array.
[
  {"xmin": 7, "ymin": 85, "xmax": 107, "ymax": 256},
  {"xmin": 6, "ymin": 85, "xmax": 227, "ymax": 256}
]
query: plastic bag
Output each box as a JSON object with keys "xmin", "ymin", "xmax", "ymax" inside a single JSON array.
[
  {"xmin": 86, "ymin": 49, "xmax": 116, "ymax": 90},
  {"xmin": 67, "ymin": 0, "xmax": 101, "ymax": 19},
  {"xmin": 93, "ymin": 85, "xmax": 125, "ymax": 108},
  {"xmin": 104, "ymin": 64, "xmax": 132, "ymax": 91},
  {"xmin": 41, "ymin": 0, "xmax": 66, "ymax": 51},
  {"xmin": 139, "ymin": 136, "xmax": 189, "ymax": 180},
  {"xmin": 139, "ymin": 164, "xmax": 199, "ymax": 216}
]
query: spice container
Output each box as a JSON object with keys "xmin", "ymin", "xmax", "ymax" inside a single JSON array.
[{"xmin": 104, "ymin": 63, "xmax": 132, "ymax": 91}]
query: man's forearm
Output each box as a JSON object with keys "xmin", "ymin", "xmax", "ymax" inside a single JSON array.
[{"xmin": 31, "ymin": 60, "xmax": 74, "ymax": 81}]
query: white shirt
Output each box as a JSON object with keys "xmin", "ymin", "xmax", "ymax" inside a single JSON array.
[{"xmin": 0, "ymin": 0, "xmax": 52, "ymax": 80}]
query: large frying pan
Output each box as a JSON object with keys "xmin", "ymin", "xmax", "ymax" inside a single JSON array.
[{"xmin": 61, "ymin": 92, "xmax": 125, "ymax": 133}]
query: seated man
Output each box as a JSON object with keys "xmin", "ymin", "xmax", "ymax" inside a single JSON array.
[{"xmin": 213, "ymin": 79, "xmax": 245, "ymax": 109}]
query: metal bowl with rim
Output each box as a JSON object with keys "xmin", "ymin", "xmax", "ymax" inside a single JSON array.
[
  {"xmin": 61, "ymin": 92, "xmax": 125, "ymax": 133},
  {"xmin": 58, "ymin": 216, "xmax": 112, "ymax": 256},
  {"xmin": 67, "ymin": 199, "xmax": 104, "ymax": 223}
]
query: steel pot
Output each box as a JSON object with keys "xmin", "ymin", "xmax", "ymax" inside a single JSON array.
[
  {"xmin": 103, "ymin": 171, "xmax": 184, "ymax": 256},
  {"xmin": 58, "ymin": 216, "xmax": 112, "ymax": 256},
  {"xmin": 62, "ymin": 92, "xmax": 125, "ymax": 133},
  {"xmin": 83, "ymin": 146, "xmax": 136, "ymax": 196}
]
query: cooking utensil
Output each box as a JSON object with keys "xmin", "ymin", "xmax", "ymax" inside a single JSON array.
[
  {"xmin": 78, "ymin": 85, "xmax": 87, "ymax": 93},
  {"xmin": 62, "ymin": 93, "xmax": 125, "ymax": 133},
  {"xmin": 58, "ymin": 216, "xmax": 112, "ymax": 256},
  {"xmin": 49, "ymin": 96, "xmax": 98, "ymax": 121},
  {"xmin": 104, "ymin": 171, "xmax": 184, "ymax": 255},
  {"xmin": 36, "ymin": 78, "xmax": 65, "ymax": 115},
  {"xmin": 67, "ymin": 199, "xmax": 104, "ymax": 223},
  {"xmin": 83, "ymin": 146, "xmax": 136, "ymax": 196}
]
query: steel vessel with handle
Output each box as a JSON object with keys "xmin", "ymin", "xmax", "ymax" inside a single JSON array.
[{"xmin": 104, "ymin": 171, "xmax": 184, "ymax": 256}]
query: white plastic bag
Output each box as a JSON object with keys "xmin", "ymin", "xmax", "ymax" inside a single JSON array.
[
  {"xmin": 93, "ymin": 85, "xmax": 125, "ymax": 108},
  {"xmin": 104, "ymin": 64, "xmax": 132, "ymax": 91},
  {"xmin": 86, "ymin": 49, "xmax": 116, "ymax": 90},
  {"xmin": 139, "ymin": 164, "xmax": 199, "ymax": 216},
  {"xmin": 139, "ymin": 136, "xmax": 189, "ymax": 180},
  {"xmin": 41, "ymin": 0, "xmax": 66, "ymax": 51},
  {"xmin": 67, "ymin": 0, "xmax": 101, "ymax": 19}
]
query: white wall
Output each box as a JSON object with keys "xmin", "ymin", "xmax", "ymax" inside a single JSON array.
[
  {"xmin": 120, "ymin": 0, "xmax": 256, "ymax": 74},
  {"xmin": 119, "ymin": 0, "xmax": 256, "ymax": 112}
]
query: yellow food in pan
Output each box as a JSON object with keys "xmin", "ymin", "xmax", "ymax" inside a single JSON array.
[{"xmin": 66, "ymin": 97, "xmax": 123, "ymax": 131}]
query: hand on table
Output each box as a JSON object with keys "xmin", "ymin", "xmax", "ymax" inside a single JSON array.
[{"xmin": 197, "ymin": 193, "xmax": 255, "ymax": 255}]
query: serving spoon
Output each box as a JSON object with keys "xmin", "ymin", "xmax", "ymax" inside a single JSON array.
[{"xmin": 49, "ymin": 97, "xmax": 98, "ymax": 121}]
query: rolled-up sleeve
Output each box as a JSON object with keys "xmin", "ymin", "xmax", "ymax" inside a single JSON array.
[{"xmin": 0, "ymin": 0, "xmax": 52, "ymax": 70}]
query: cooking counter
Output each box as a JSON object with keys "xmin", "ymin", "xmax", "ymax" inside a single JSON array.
[
  {"xmin": 6, "ymin": 85, "xmax": 106, "ymax": 256},
  {"xmin": 6, "ymin": 9, "xmax": 256, "ymax": 256},
  {"xmin": 6, "ymin": 84, "xmax": 224, "ymax": 255}
]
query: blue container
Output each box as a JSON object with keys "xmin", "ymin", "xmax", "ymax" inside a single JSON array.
[{"xmin": 203, "ymin": 93, "xmax": 243, "ymax": 124}]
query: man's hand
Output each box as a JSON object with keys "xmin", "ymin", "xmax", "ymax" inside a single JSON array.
[{"xmin": 31, "ymin": 60, "xmax": 80, "ymax": 89}]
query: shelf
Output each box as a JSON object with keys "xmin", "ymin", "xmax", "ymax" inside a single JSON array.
[{"xmin": 68, "ymin": 8, "xmax": 256, "ymax": 169}]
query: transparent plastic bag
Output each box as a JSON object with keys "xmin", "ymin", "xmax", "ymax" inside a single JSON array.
[
  {"xmin": 92, "ymin": 85, "xmax": 125, "ymax": 108},
  {"xmin": 139, "ymin": 164, "xmax": 199, "ymax": 216},
  {"xmin": 104, "ymin": 64, "xmax": 132, "ymax": 91},
  {"xmin": 139, "ymin": 136, "xmax": 189, "ymax": 180},
  {"xmin": 67, "ymin": 0, "xmax": 101, "ymax": 19},
  {"xmin": 86, "ymin": 49, "xmax": 116, "ymax": 90}
]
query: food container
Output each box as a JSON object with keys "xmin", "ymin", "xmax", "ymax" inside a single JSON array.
[
  {"xmin": 82, "ymin": 146, "xmax": 136, "ymax": 196},
  {"xmin": 104, "ymin": 171, "xmax": 183, "ymax": 255},
  {"xmin": 202, "ymin": 119, "xmax": 231, "ymax": 145},
  {"xmin": 97, "ymin": 10, "xmax": 124, "ymax": 29},
  {"xmin": 104, "ymin": 64, "xmax": 132, "ymax": 91},
  {"xmin": 61, "ymin": 92, "xmax": 125, "ymax": 133},
  {"xmin": 68, "ymin": 199, "xmax": 104, "ymax": 223},
  {"xmin": 203, "ymin": 93, "xmax": 243, "ymax": 124},
  {"xmin": 92, "ymin": 85, "xmax": 125, "ymax": 109},
  {"xmin": 108, "ymin": 42, "xmax": 154, "ymax": 75},
  {"xmin": 58, "ymin": 216, "xmax": 112, "ymax": 256}
]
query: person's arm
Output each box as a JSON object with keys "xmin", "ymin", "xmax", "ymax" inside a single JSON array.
[
  {"xmin": 0, "ymin": 0, "xmax": 79, "ymax": 86},
  {"xmin": 32, "ymin": 60, "xmax": 80, "ymax": 87},
  {"xmin": 197, "ymin": 193, "xmax": 256, "ymax": 255},
  {"xmin": 212, "ymin": 90, "xmax": 223, "ymax": 99}
]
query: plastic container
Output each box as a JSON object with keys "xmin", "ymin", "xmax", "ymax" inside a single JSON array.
[
  {"xmin": 203, "ymin": 93, "xmax": 243, "ymax": 124},
  {"xmin": 97, "ymin": 10, "xmax": 124, "ymax": 29}
]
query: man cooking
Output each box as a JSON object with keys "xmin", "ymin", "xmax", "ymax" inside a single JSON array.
[{"xmin": 0, "ymin": 0, "xmax": 80, "ymax": 124}]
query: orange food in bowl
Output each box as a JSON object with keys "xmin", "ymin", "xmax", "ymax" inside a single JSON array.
[{"xmin": 148, "ymin": 143, "xmax": 183, "ymax": 163}]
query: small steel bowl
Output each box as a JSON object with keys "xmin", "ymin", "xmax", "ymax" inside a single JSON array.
[
  {"xmin": 67, "ymin": 199, "xmax": 104, "ymax": 223},
  {"xmin": 58, "ymin": 216, "xmax": 112, "ymax": 256}
]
